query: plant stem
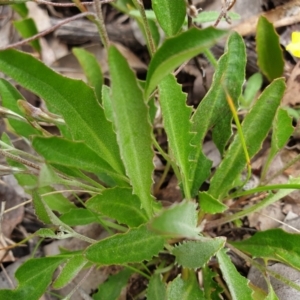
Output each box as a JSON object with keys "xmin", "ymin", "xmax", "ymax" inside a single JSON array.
[
  {"xmin": 125, "ymin": 265, "xmax": 151, "ymax": 279},
  {"xmin": 94, "ymin": 0, "xmax": 110, "ymax": 49},
  {"xmin": 132, "ymin": 0, "xmax": 156, "ymax": 56},
  {"xmin": 203, "ymin": 49, "xmax": 218, "ymax": 68},
  {"xmin": 224, "ymin": 89, "xmax": 252, "ymax": 190}
]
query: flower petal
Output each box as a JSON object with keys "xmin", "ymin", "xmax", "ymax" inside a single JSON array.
[
  {"xmin": 292, "ymin": 32, "xmax": 300, "ymax": 43},
  {"xmin": 286, "ymin": 40, "xmax": 300, "ymax": 57}
]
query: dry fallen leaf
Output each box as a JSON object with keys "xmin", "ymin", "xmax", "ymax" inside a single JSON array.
[
  {"xmin": 233, "ymin": 0, "xmax": 300, "ymax": 36},
  {"xmin": 282, "ymin": 60, "xmax": 300, "ymax": 107}
]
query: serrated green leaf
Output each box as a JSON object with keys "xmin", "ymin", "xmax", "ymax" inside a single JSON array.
[
  {"xmin": 32, "ymin": 136, "xmax": 128, "ymax": 185},
  {"xmin": 209, "ymin": 78, "xmax": 285, "ymax": 199},
  {"xmin": 13, "ymin": 18, "xmax": 41, "ymax": 52},
  {"xmin": 32, "ymin": 190, "xmax": 51, "ymax": 224},
  {"xmin": 53, "ymin": 254, "xmax": 87, "ymax": 289},
  {"xmin": 85, "ymin": 224, "xmax": 165, "ymax": 265},
  {"xmin": 86, "ymin": 187, "xmax": 148, "ymax": 228},
  {"xmin": 158, "ymin": 74, "xmax": 193, "ymax": 196},
  {"xmin": 60, "ymin": 208, "xmax": 98, "ymax": 226},
  {"xmin": 0, "ymin": 78, "xmax": 39, "ymax": 138},
  {"xmin": 231, "ymin": 229, "xmax": 300, "ymax": 270},
  {"xmin": 189, "ymin": 32, "xmax": 246, "ymax": 196},
  {"xmin": 93, "ymin": 268, "xmax": 132, "ymax": 300},
  {"xmin": 167, "ymin": 273, "xmax": 205, "ymax": 300},
  {"xmin": 145, "ymin": 27, "xmax": 227, "ymax": 98},
  {"xmin": 199, "ymin": 191, "xmax": 228, "ymax": 214},
  {"xmin": 73, "ymin": 47, "xmax": 103, "ymax": 103},
  {"xmin": 172, "ymin": 237, "xmax": 225, "ymax": 268},
  {"xmin": 0, "ymin": 257, "xmax": 66, "ymax": 299},
  {"xmin": 0, "ymin": 49, "xmax": 124, "ymax": 175},
  {"xmin": 152, "ymin": 0, "xmax": 186, "ymax": 36},
  {"xmin": 256, "ymin": 16, "xmax": 284, "ymax": 81},
  {"xmin": 217, "ymin": 248, "xmax": 252, "ymax": 300},
  {"xmin": 108, "ymin": 45, "xmax": 154, "ymax": 218},
  {"xmin": 147, "ymin": 274, "xmax": 167, "ymax": 300},
  {"xmin": 150, "ymin": 201, "xmax": 199, "ymax": 238}
]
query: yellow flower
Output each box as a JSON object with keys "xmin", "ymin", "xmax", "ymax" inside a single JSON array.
[{"xmin": 286, "ymin": 32, "xmax": 300, "ymax": 57}]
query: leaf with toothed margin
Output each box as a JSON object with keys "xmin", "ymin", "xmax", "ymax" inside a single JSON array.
[
  {"xmin": 84, "ymin": 224, "xmax": 165, "ymax": 265},
  {"xmin": 0, "ymin": 49, "xmax": 125, "ymax": 175},
  {"xmin": 86, "ymin": 187, "xmax": 148, "ymax": 228},
  {"xmin": 217, "ymin": 248, "xmax": 253, "ymax": 300},
  {"xmin": 158, "ymin": 74, "xmax": 193, "ymax": 196},
  {"xmin": 145, "ymin": 27, "xmax": 227, "ymax": 98},
  {"xmin": 108, "ymin": 45, "xmax": 155, "ymax": 218},
  {"xmin": 172, "ymin": 237, "xmax": 226, "ymax": 269},
  {"xmin": 150, "ymin": 201, "xmax": 200, "ymax": 238}
]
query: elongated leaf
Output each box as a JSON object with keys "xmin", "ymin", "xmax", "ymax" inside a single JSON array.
[
  {"xmin": 93, "ymin": 268, "xmax": 132, "ymax": 300},
  {"xmin": 231, "ymin": 229, "xmax": 300, "ymax": 270},
  {"xmin": 262, "ymin": 108, "xmax": 293, "ymax": 179},
  {"xmin": 158, "ymin": 74, "xmax": 193, "ymax": 195},
  {"xmin": 13, "ymin": 18, "xmax": 41, "ymax": 52},
  {"xmin": 36, "ymin": 228, "xmax": 57, "ymax": 239},
  {"xmin": 147, "ymin": 274, "xmax": 167, "ymax": 300},
  {"xmin": 11, "ymin": 3, "xmax": 28, "ymax": 17},
  {"xmin": 0, "ymin": 78, "xmax": 39, "ymax": 138},
  {"xmin": 0, "ymin": 49, "xmax": 124, "ymax": 174},
  {"xmin": 256, "ymin": 16, "xmax": 284, "ymax": 81},
  {"xmin": 167, "ymin": 273, "xmax": 205, "ymax": 300},
  {"xmin": 193, "ymin": 11, "xmax": 240, "ymax": 23},
  {"xmin": 150, "ymin": 201, "xmax": 199, "ymax": 238},
  {"xmin": 189, "ymin": 32, "xmax": 246, "ymax": 196},
  {"xmin": 38, "ymin": 163, "xmax": 103, "ymax": 193},
  {"xmin": 73, "ymin": 47, "xmax": 103, "ymax": 103},
  {"xmin": 242, "ymin": 73, "xmax": 263, "ymax": 108},
  {"xmin": 152, "ymin": 0, "xmax": 186, "ymax": 36},
  {"xmin": 86, "ymin": 187, "xmax": 148, "ymax": 228},
  {"xmin": 53, "ymin": 254, "xmax": 87, "ymax": 289},
  {"xmin": 102, "ymin": 85, "xmax": 114, "ymax": 125},
  {"xmin": 217, "ymin": 248, "xmax": 252, "ymax": 300},
  {"xmin": 172, "ymin": 237, "xmax": 225, "ymax": 268},
  {"xmin": 0, "ymin": 257, "xmax": 66, "ymax": 299},
  {"xmin": 60, "ymin": 208, "xmax": 98, "ymax": 226},
  {"xmin": 199, "ymin": 191, "xmax": 228, "ymax": 214},
  {"xmin": 85, "ymin": 224, "xmax": 165, "ymax": 265},
  {"xmin": 32, "ymin": 136, "xmax": 127, "ymax": 185},
  {"xmin": 208, "ymin": 78, "xmax": 285, "ymax": 199},
  {"xmin": 271, "ymin": 108, "xmax": 294, "ymax": 151},
  {"xmin": 32, "ymin": 190, "xmax": 51, "ymax": 224},
  {"xmin": 145, "ymin": 27, "xmax": 227, "ymax": 97},
  {"xmin": 108, "ymin": 46, "xmax": 154, "ymax": 218}
]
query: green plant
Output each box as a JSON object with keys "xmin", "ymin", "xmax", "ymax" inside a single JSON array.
[{"xmin": 0, "ymin": 0, "xmax": 299, "ymax": 299}]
